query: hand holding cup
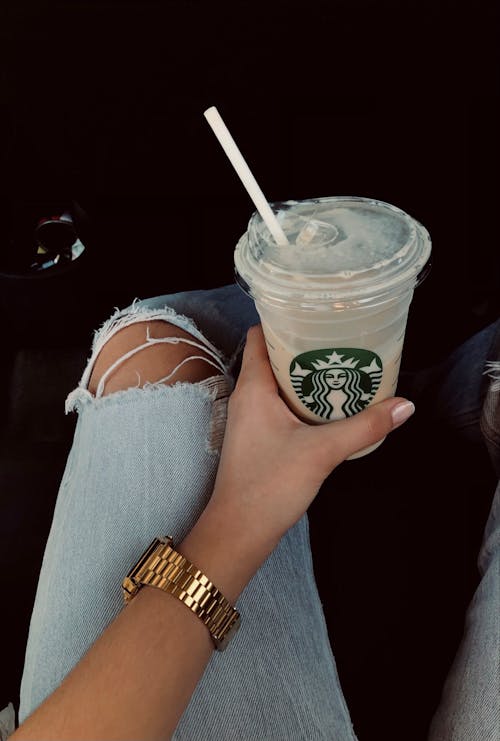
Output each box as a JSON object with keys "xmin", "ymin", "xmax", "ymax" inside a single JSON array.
[{"xmin": 209, "ymin": 324, "xmax": 415, "ymax": 552}]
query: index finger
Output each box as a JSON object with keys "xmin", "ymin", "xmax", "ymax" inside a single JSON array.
[{"xmin": 236, "ymin": 324, "xmax": 278, "ymax": 392}]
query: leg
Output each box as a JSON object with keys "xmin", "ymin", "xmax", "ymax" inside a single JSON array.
[
  {"xmin": 19, "ymin": 285, "xmax": 357, "ymax": 740},
  {"xmin": 427, "ymin": 322, "xmax": 500, "ymax": 740},
  {"xmin": 19, "ymin": 294, "xmax": 235, "ymax": 723},
  {"xmin": 427, "ymin": 479, "xmax": 500, "ymax": 740}
]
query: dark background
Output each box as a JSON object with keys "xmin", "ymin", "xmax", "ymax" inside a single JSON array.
[{"xmin": 0, "ymin": 1, "xmax": 499, "ymax": 739}]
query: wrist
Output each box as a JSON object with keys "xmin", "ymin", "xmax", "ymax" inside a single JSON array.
[{"xmin": 177, "ymin": 496, "xmax": 278, "ymax": 605}]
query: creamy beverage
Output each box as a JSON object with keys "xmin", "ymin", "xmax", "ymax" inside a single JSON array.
[{"xmin": 234, "ymin": 196, "xmax": 432, "ymax": 458}]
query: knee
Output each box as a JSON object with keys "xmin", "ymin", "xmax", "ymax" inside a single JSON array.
[{"xmin": 87, "ymin": 319, "xmax": 221, "ymax": 397}]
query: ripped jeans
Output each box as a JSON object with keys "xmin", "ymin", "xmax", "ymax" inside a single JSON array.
[
  {"xmin": 16, "ymin": 284, "xmax": 500, "ymax": 740},
  {"xmin": 17, "ymin": 284, "xmax": 355, "ymax": 740}
]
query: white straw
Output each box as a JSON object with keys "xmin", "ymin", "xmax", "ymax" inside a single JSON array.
[{"xmin": 204, "ymin": 106, "xmax": 289, "ymax": 246}]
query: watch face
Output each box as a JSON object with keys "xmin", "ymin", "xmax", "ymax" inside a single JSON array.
[
  {"xmin": 122, "ymin": 576, "xmax": 139, "ymax": 603},
  {"xmin": 122, "ymin": 536, "xmax": 173, "ymax": 605},
  {"xmin": 125, "ymin": 537, "xmax": 168, "ymax": 580},
  {"xmin": 215, "ymin": 613, "xmax": 241, "ymax": 652}
]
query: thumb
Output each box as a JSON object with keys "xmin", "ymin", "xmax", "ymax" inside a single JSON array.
[{"xmin": 312, "ymin": 397, "xmax": 415, "ymax": 467}]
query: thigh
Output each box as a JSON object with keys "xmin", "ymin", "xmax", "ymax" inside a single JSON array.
[
  {"xmin": 428, "ymin": 479, "xmax": 500, "ymax": 741},
  {"xmin": 19, "ymin": 286, "xmax": 356, "ymax": 741}
]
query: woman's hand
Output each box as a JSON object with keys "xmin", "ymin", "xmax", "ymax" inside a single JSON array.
[{"xmin": 209, "ymin": 324, "xmax": 415, "ymax": 550}]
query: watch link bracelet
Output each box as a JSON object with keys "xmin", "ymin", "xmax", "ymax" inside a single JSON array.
[{"xmin": 122, "ymin": 535, "xmax": 241, "ymax": 651}]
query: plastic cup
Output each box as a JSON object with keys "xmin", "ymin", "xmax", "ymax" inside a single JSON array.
[{"xmin": 234, "ymin": 195, "xmax": 432, "ymax": 458}]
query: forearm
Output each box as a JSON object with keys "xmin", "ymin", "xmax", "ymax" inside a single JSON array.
[
  {"xmin": 12, "ymin": 500, "xmax": 275, "ymax": 741},
  {"xmin": 12, "ymin": 585, "xmax": 213, "ymax": 741}
]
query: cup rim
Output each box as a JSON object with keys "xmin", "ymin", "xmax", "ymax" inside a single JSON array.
[{"xmin": 235, "ymin": 196, "xmax": 432, "ymax": 308}]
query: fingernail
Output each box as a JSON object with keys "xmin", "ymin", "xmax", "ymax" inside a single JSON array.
[{"xmin": 391, "ymin": 400, "xmax": 415, "ymax": 428}]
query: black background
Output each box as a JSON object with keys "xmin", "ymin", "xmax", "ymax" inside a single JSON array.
[
  {"xmin": 0, "ymin": 1, "xmax": 499, "ymax": 739},
  {"xmin": 0, "ymin": 0, "xmax": 498, "ymax": 355}
]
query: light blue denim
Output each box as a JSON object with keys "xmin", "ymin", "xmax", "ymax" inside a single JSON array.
[
  {"xmin": 17, "ymin": 284, "xmax": 356, "ymax": 740},
  {"xmin": 16, "ymin": 285, "xmax": 500, "ymax": 740}
]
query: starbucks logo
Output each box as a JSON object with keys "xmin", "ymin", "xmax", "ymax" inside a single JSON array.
[{"xmin": 290, "ymin": 348, "xmax": 383, "ymax": 420}]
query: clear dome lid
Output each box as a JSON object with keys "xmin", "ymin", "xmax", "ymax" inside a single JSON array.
[{"xmin": 234, "ymin": 196, "xmax": 432, "ymax": 308}]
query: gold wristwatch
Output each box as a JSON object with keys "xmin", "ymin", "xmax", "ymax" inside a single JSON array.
[{"xmin": 122, "ymin": 536, "xmax": 241, "ymax": 651}]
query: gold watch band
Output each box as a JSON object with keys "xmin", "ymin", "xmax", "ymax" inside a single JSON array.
[{"xmin": 122, "ymin": 536, "xmax": 241, "ymax": 651}]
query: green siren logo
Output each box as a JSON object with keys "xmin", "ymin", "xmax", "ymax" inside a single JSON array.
[{"xmin": 290, "ymin": 348, "xmax": 383, "ymax": 420}]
